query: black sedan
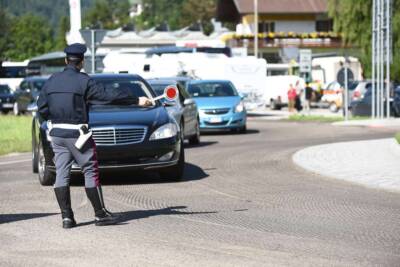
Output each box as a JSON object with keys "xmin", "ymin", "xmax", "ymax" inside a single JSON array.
[
  {"xmin": 350, "ymin": 83, "xmax": 398, "ymax": 117},
  {"xmin": 32, "ymin": 74, "xmax": 184, "ymax": 185},
  {"xmin": 14, "ymin": 76, "xmax": 48, "ymax": 115},
  {"xmin": 0, "ymin": 84, "xmax": 15, "ymax": 114}
]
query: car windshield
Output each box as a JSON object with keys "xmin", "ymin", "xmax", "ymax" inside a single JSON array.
[
  {"xmin": 188, "ymin": 82, "xmax": 238, "ymax": 97},
  {"xmin": 149, "ymin": 83, "xmax": 169, "ymax": 96},
  {"xmin": 0, "ymin": 66, "xmax": 26, "ymax": 78},
  {"xmin": 0, "ymin": 85, "xmax": 10, "ymax": 94},
  {"xmin": 95, "ymin": 78, "xmax": 154, "ymax": 105},
  {"xmin": 32, "ymin": 80, "xmax": 46, "ymax": 91}
]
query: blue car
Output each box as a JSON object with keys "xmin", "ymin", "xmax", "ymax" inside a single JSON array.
[{"xmin": 187, "ymin": 80, "xmax": 246, "ymax": 133}]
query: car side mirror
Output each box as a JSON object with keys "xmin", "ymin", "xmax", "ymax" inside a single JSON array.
[
  {"xmin": 27, "ymin": 103, "xmax": 38, "ymax": 112},
  {"xmin": 183, "ymin": 98, "xmax": 194, "ymax": 106},
  {"xmin": 163, "ymin": 101, "xmax": 175, "ymax": 107}
]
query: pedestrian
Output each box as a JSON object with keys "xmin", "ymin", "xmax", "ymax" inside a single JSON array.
[
  {"xmin": 287, "ymin": 83, "xmax": 297, "ymax": 112},
  {"xmin": 304, "ymin": 83, "xmax": 313, "ymax": 113},
  {"xmin": 37, "ymin": 43, "xmax": 153, "ymax": 229},
  {"xmin": 294, "ymin": 80, "xmax": 303, "ymax": 112}
]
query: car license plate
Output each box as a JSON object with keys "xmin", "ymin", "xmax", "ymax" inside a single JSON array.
[
  {"xmin": 209, "ymin": 117, "xmax": 222, "ymax": 123},
  {"xmin": 2, "ymin": 103, "xmax": 13, "ymax": 108}
]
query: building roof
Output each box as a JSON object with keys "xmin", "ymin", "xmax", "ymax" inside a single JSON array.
[{"xmin": 233, "ymin": 0, "xmax": 327, "ymax": 14}]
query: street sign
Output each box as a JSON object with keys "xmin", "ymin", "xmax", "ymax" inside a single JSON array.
[
  {"xmin": 299, "ymin": 49, "xmax": 312, "ymax": 73},
  {"xmin": 80, "ymin": 29, "xmax": 107, "ymax": 48},
  {"xmin": 337, "ymin": 67, "xmax": 354, "ymax": 88}
]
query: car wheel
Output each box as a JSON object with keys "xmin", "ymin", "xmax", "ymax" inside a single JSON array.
[
  {"xmin": 13, "ymin": 103, "xmax": 20, "ymax": 116},
  {"xmin": 32, "ymin": 138, "xmax": 38, "ymax": 173},
  {"xmin": 159, "ymin": 127, "xmax": 185, "ymax": 181},
  {"xmin": 329, "ymin": 102, "xmax": 339, "ymax": 113},
  {"xmin": 1, "ymin": 110, "xmax": 9, "ymax": 115},
  {"xmin": 188, "ymin": 119, "xmax": 200, "ymax": 145},
  {"xmin": 239, "ymin": 125, "xmax": 247, "ymax": 133},
  {"xmin": 38, "ymin": 140, "xmax": 55, "ymax": 186}
]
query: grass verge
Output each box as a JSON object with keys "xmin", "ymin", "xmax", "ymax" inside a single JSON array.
[
  {"xmin": 0, "ymin": 115, "xmax": 32, "ymax": 156},
  {"xmin": 287, "ymin": 114, "xmax": 370, "ymax": 123},
  {"xmin": 395, "ymin": 133, "xmax": 400, "ymax": 144},
  {"xmin": 287, "ymin": 114, "xmax": 343, "ymax": 123}
]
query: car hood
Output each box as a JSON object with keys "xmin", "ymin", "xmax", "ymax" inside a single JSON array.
[
  {"xmin": 88, "ymin": 105, "xmax": 169, "ymax": 127},
  {"xmin": 192, "ymin": 96, "xmax": 241, "ymax": 110},
  {"xmin": 0, "ymin": 93, "xmax": 14, "ymax": 99}
]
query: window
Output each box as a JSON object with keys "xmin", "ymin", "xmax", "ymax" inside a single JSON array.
[
  {"xmin": 188, "ymin": 82, "xmax": 238, "ymax": 97},
  {"xmin": 259, "ymin": 22, "xmax": 275, "ymax": 33},
  {"xmin": 316, "ymin": 19, "xmax": 333, "ymax": 32}
]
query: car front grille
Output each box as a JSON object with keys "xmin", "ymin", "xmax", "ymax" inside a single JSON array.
[
  {"xmin": 92, "ymin": 126, "xmax": 147, "ymax": 145},
  {"xmin": 203, "ymin": 108, "xmax": 230, "ymax": 115}
]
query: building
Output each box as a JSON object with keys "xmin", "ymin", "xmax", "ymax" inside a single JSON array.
[{"xmin": 217, "ymin": 0, "xmax": 350, "ymax": 64}]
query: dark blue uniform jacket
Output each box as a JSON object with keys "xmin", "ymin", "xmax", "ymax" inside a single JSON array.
[{"xmin": 37, "ymin": 64, "xmax": 139, "ymax": 138}]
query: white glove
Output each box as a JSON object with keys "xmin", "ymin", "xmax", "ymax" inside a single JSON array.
[{"xmin": 138, "ymin": 97, "xmax": 153, "ymax": 106}]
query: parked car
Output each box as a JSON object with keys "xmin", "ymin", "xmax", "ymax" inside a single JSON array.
[
  {"xmin": 147, "ymin": 77, "xmax": 200, "ymax": 144},
  {"xmin": 350, "ymin": 82, "xmax": 396, "ymax": 117},
  {"xmin": 186, "ymin": 80, "xmax": 247, "ymax": 133},
  {"xmin": 0, "ymin": 84, "xmax": 15, "ymax": 114},
  {"xmin": 321, "ymin": 81, "xmax": 358, "ymax": 112},
  {"xmin": 32, "ymin": 74, "xmax": 184, "ymax": 185},
  {"xmin": 13, "ymin": 76, "xmax": 48, "ymax": 115}
]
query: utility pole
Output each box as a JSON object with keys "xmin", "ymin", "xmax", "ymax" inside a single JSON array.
[
  {"xmin": 372, "ymin": 0, "xmax": 376, "ymax": 118},
  {"xmin": 254, "ymin": 0, "xmax": 258, "ymax": 58}
]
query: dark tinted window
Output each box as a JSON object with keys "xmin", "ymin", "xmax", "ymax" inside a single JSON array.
[
  {"xmin": 95, "ymin": 79, "xmax": 153, "ymax": 101},
  {"xmin": 0, "ymin": 66, "xmax": 26, "ymax": 78},
  {"xmin": 149, "ymin": 83, "xmax": 167, "ymax": 96},
  {"xmin": 32, "ymin": 80, "xmax": 46, "ymax": 91},
  {"xmin": 188, "ymin": 82, "xmax": 238, "ymax": 97},
  {"xmin": 0, "ymin": 85, "xmax": 10, "ymax": 93}
]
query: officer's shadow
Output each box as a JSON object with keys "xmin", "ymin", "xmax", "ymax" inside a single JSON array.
[{"xmin": 76, "ymin": 206, "xmax": 217, "ymax": 227}]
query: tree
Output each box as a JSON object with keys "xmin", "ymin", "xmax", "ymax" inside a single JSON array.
[
  {"xmin": 5, "ymin": 14, "xmax": 54, "ymax": 60},
  {"xmin": 329, "ymin": 0, "xmax": 400, "ymax": 79},
  {"xmin": 182, "ymin": 0, "xmax": 216, "ymax": 35},
  {"xmin": 54, "ymin": 16, "xmax": 70, "ymax": 50},
  {"xmin": 84, "ymin": 0, "xmax": 131, "ymax": 29},
  {"xmin": 0, "ymin": 9, "xmax": 12, "ymax": 60},
  {"xmin": 134, "ymin": 0, "xmax": 217, "ymax": 34}
]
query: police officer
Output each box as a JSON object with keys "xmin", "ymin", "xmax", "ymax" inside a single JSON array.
[{"xmin": 37, "ymin": 43, "xmax": 152, "ymax": 228}]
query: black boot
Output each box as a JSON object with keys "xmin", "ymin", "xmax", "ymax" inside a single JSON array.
[
  {"xmin": 54, "ymin": 186, "xmax": 76, "ymax": 229},
  {"xmin": 85, "ymin": 186, "xmax": 119, "ymax": 226}
]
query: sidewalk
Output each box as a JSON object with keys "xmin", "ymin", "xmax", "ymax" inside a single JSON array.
[
  {"xmin": 293, "ymin": 138, "xmax": 400, "ymax": 193},
  {"xmin": 333, "ymin": 118, "xmax": 400, "ymax": 129}
]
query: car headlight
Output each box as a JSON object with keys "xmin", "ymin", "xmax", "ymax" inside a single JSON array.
[
  {"xmin": 150, "ymin": 123, "xmax": 178, "ymax": 140},
  {"xmin": 234, "ymin": 101, "xmax": 245, "ymax": 113}
]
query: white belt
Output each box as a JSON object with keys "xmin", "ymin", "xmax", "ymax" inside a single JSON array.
[{"xmin": 48, "ymin": 121, "xmax": 88, "ymax": 130}]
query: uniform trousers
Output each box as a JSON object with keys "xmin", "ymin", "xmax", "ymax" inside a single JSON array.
[{"xmin": 51, "ymin": 136, "xmax": 100, "ymax": 188}]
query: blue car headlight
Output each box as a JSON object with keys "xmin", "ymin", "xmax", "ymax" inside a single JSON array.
[
  {"xmin": 234, "ymin": 101, "xmax": 245, "ymax": 113},
  {"xmin": 150, "ymin": 123, "xmax": 178, "ymax": 140}
]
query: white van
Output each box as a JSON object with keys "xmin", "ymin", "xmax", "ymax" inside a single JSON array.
[
  {"xmin": 262, "ymin": 75, "xmax": 305, "ymax": 110},
  {"xmin": 0, "ymin": 60, "xmax": 29, "ymax": 91}
]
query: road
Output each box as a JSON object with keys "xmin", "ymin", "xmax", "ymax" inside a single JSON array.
[{"xmin": 0, "ymin": 119, "xmax": 399, "ymax": 266}]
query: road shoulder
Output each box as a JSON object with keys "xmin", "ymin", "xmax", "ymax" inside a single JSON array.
[{"xmin": 293, "ymin": 138, "xmax": 400, "ymax": 193}]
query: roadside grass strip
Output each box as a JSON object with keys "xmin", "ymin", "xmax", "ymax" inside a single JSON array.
[
  {"xmin": 287, "ymin": 114, "xmax": 343, "ymax": 122},
  {"xmin": 0, "ymin": 115, "xmax": 32, "ymax": 156},
  {"xmin": 395, "ymin": 132, "xmax": 400, "ymax": 144},
  {"xmin": 287, "ymin": 114, "xmax": 370, "ymax": 123}
]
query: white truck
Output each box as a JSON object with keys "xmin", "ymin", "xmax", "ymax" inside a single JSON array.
[
  {"xmin": 103, "ymin": 50, "xmax": 268, "ymax": 110},
  {"xmin": 0, "ymin": 60, "xmax": 29, "ymax": 91}
]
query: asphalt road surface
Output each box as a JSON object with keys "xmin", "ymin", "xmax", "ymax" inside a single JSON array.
[{"xmin": 1, "ymin": 119, "xmax": 399, "ymax": 266}]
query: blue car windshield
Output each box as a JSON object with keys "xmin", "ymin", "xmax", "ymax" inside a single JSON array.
[
  {"xmin": 188, "ymin": 82, "xmax": 238, "ymax": 97},
  {"xmin": 149, "ymin": 83, "xmax": 167, "ymax": 96}
]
